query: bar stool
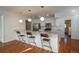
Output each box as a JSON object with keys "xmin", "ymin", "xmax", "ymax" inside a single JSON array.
[
  {"xmin": 40, "ymin": 33, "xmax": 52, "ymax": 51},
  {"xmin": 26, "ymin": 32, "xmax": 36, "ymax": 46},
  {"xmin": 16, "ymin": 31, "xmax": 26, "ymax": 43}
]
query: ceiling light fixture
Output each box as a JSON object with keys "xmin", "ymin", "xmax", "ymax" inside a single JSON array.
[
  {"xmin": 40, "ymin": 17, "xmax": 44, "ymax": 21},
  {"xmin": 28, "ymin": 18, "xmax": 32, "ymax": 22},
  {"xmin": 19, "ymin": 19, "xmax": 23, "ymax": 23},
  {"xmin": 41, "ymin": 6, "xmax": 44, "ymax": 8},
  {"xmin": 28, "ymin": 9, "xmax": 31, "ymax": 12}
]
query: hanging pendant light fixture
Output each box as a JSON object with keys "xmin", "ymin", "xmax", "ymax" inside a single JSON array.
[
  {"xmin": 41, "ymin": 6, "xmax": 44, "ymax": 8},
  {"xmin": 19, "ymin": 19, "xmax": 23, "ymax": 23},
  {"xmin": 28, "ymin": 18, "xmax": 32, "ymax": 22},
  {"xmin": 27, "ymin": 9, "xmax": 32, "ymax": 22},
  {"xmin": 40, "ymin": 16, "xmax": 45, "ymax": 21}
]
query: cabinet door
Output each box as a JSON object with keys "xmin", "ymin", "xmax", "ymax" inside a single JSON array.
[{"xmin": 25, "ymin": 20, "xmax": 31, "ymax": 31}]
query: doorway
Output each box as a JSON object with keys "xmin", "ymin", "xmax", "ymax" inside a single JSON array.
[
  {"xmin": 65, "ymin": 20, "xmax": 71, "ymax": 42},
  {"xmin": 64, "ymin": 20, "xmax": 71, "ymax": 52}
]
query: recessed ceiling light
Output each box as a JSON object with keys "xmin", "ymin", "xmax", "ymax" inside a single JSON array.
[
  {"xmin": 40, "ymin": 17, "xmax": 44, "ymax": 21},
  {"xmin": 28, "ymin": 10, "xmax": 31, "ymax": 12},
  {"xmin": 72, "ymin": 10, "xmax": 76, "ymax": 13}
]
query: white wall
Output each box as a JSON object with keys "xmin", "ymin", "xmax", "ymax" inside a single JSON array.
[
  {"xmin": 71, "ymin": 16, "xmax": 79, "ymax": 39},
  {"xmin": 1, "ymin": 11, "xmax": 25, "ymax": 42},
  {"xmin": 56, "ymin": 16, "xmax": 79, "ymax": 39},
  {"xmin": 0, "ymin": 16, "xmax": 1, "ymax": 42},
  {"xmin": 0, "ymin": 12, "xmax": 4, "ymax": 42}
]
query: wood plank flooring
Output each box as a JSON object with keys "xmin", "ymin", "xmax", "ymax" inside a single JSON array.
[
  {"xmin": 59, "ymin": 38, "xmax": 79, "ymax": 53},
  {"xmin": 0, "ymin": 40, "xmax": 50, "ymax": 53},
  {"xmin": 59, "ymin": 38, "xmax": 71, "ymax": 53},
  {"xmin": 71, "ymin": 39, "xmax": 79, "ymax": 52},
  {"xmin": 0, "ymin": 38, "xmax": 79, "ymax": 53}
]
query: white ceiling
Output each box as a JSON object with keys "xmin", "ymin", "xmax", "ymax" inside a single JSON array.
[{"xmin": 0, "ymin": 6, "xmax": 79, "ymax": 17}]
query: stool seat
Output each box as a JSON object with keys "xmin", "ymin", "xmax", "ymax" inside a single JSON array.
[
  {"xmin": 29, "ymin": 36, "xmax": 35, "ymax": 38},
  {"xmin": 26, "ymin": 32, "xmax": 36, "ymax": 46},
  {"xmin": 27, "ymin": 32, "xmax": 32, "ymax": 35},
  {"xmin": 20, "ymin": 35, "xmax": 25, "ymax": 37},
  {"xmin": 43, "ymin": 38, "xmax": 50, "ymax": 41},
  {"xmin": 16, "ymin": 31, "xmax": 26, "ymax": 43},
  {"xmin": 40, "ymin": 33, "xmax": 52, "ymax": 51},
  {"xmin": 40, "ymin": 33, "xmax": 48, "ymax": 37}
]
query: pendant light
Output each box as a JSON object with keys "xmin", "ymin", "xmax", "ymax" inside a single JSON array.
[
  {"xmin": 40, "ymin": 17, "xmax": 44, "ymax": 21},
  {"xmin": 19, "ymin": 19, "xmax": 23, "ymax": 23},
  {"xmin": 28, "ymin": 18, "xmax": 32, "ymax": 22}
]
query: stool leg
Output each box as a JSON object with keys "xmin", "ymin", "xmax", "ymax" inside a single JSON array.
[
  {"xmin": 41, "ymin": 37, "xmax": 43, "ymax": 48},
  {"xmin": 49, "ymin": 41, "xmax": 52, "ymax": 52},
  {"xmin": 41, "ymin": 40, "xmax": 43, "ymax": 48},
  {"xmin": 32, "ymin": 38, "xmax": 36, "ymax": 47},
  {"xmin": 27, "ymin": 35, "xmax": 30, "ymax": 43},
  {"xmin": 42, "ymin": 40, "xmax": 52, "ymax": 52},
  {"xmin": 33, "ymin": 38, "xmax": 36, "ymax": 46},
  {"xmin": 22, "ymin": 38, "xmax": 25, "ymax": 43},
  {"xmin": 17, "ymin": 36, "xmax": 21, "ymax": 44}
]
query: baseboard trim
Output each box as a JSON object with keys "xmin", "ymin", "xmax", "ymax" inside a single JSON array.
[
  {"xmin": 61, "ymin": 37, "xmax": 79, "ymax": 40},
  {"xmin": 2, "ymin": 39, "xmax": 18, "ymax": 43},
  {"xmin": 72, "ymin": 38, "xmax": 79, "ymax": 40}
]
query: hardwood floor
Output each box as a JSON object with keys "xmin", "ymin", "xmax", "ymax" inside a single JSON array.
[
  {"xmin": 71, "ymin": 39, "xmax": 79, "ymax": 52},
  {"xmin": 59, "ymin": 38, "xmax": 79, "ymax": 53},
  {"xmin": 0, "ymin": 40, "xmax": 50, "ymax": 53},
  {"xmin": 0, "ymin": 38, "xmax": 79, "ymax": 53},
  {"xmin": 59, "ymin": 38, "xmax": 71, "ymax": 53}
]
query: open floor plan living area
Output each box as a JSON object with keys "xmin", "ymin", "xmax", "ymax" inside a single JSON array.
[{"xmin": 0, "ymin": 6, "xmax": 79, "ymax": 53}]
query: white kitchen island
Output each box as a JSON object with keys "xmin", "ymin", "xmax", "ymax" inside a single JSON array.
[{"xmin": 23, "ymin": 31, "xmax": 59, "ymax": 53}]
